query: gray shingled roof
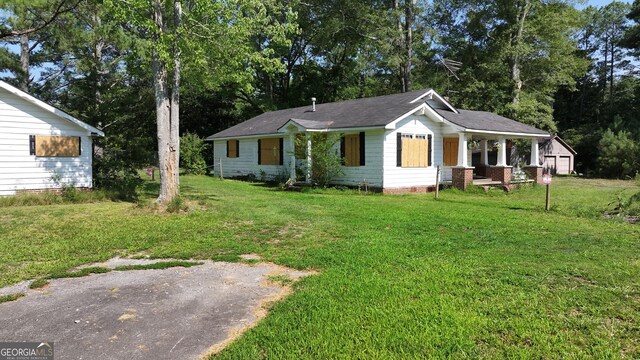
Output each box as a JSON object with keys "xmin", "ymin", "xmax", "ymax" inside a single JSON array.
[
  {"xmin": 433, "ymin": 109, "xmax": 549, "ymax": 136},
  {"xmin": 207, "ymin": 89, "xmax": 548, "ymax": 139},
  {"xmin": 207, "ymin": 89, "xmax": 430, "ymax": 139}
]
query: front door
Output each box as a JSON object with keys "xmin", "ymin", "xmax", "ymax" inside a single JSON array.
[{"xmin": 443, "ymin": 138, "xmax": 459, "ymax": 166}]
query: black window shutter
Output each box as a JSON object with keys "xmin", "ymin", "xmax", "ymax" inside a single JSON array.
[
  {"xmin": 29, "ymin": 135, "xmax": 35, "ymax": 155},
  {"xmin": 396, "ymin": 133, "xmax": 402, "ymax": 167},
  {"xmin": 359, "ymin": 132, "xmax": 365, "ymax": 166},
  {"xmin": 236, "ymin": 139, "xmax": 240, "ymax": 157},
  {"xmin": 257, "ymin": 139, "xmax": 262, "ymax": 164},
  {"xmin": 427, "ymin": 134, "xmax": 432, "ymax": 167},
  {"xmin": 278, "ymin": 138, "xmax": 284, "ymax": 165},
  {"xmin": 340, "ymin": 136, "xmax": 345, "ymax": 165},
  {"xmin": 226, "ymin": 140, "xmax": 230, "ymax": 157},
  {"xmin": 78, "ymin": 137, "xmax": 82, "ymax": 156}
]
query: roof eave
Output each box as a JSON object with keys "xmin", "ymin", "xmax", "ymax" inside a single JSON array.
[{"xmin": 462, "ymin": 128, "xmax": 551, "ymax": 138}]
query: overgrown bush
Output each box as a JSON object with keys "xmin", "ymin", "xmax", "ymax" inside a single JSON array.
[
  {"xmin": 597, "ymin": 129, "xmax": 640, "ymax": 179},
  {"xmin": 93, "ymin": 135, "xmax": 145, "ymax": 201},
  {"xmin": 180, "ymin": 132, "xmax": 207, "ymax": 175},
  {"xmin": 295, "ymin": 133, "xmax": 344, "ymax": 186}
]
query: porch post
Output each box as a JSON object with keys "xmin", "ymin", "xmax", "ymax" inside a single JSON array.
[
  {"xmin": 457, "ymin": 132, "xmax": 468, "ymax": 167},
  {"xmin": 305, "ymin": 133, "xmax": 312, "ymax": 183},
  {"xmin": 480, "ymin": 139, "xmax": 488, "ymax": 166},
  {"xmin": 289, "ymin": 132, "xmax": 296, "ymax": 181},
  {"xmin": 496, "ymin": 138, "xmax": 507, "ymax": 166},
  {"xmin": 530, "ymin": 138, "xmax": 539, "ymax": 166},
  {"xmin": 453, "ymin": 132, "xmax": 474, "ymax": 190},
  {"xmin": 524, "ymin": 137, "xmax": 543, "ymax": 184}
]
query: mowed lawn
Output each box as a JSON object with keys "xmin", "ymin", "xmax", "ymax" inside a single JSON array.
[{"xmin": 1, "ymin": 176, "xmax": 639, "ymax": 358}]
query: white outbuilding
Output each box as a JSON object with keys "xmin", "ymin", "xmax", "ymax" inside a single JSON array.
[{"xmin": 0, "ymin": 81, "xmax": 104, "ymax": 196}]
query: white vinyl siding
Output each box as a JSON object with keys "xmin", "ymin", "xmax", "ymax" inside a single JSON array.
[
  {"xmin": 333, "ymin": 130, "xmax": 383, "ymax": 187},
  {"xmin": 383, "ymin": 114, "xmax": 444, "ymax": 188},
  {"xmin": 213, "ymin": 130, "xmax": 385, "ymax": 187},
  {"xmin": 0, "ymin": 88, "xmax": 94, "ymax": 196},
  {"xmin": 213, "ymin": 137, "xmax": 292, "ymax": 180}
]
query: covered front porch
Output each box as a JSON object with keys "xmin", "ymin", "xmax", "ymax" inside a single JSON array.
[{"xmin": 443, "ymin": 132, "xmax": 547, "ymax": 190}]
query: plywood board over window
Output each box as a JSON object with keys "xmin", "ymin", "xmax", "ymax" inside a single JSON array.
[
  {"xmin": 30, "ymin": 135, "xmax": 81, "ymax": 157},
  {"xmin": 399, "ymin": 134, "xmax": 430, "ymax": 167},
  {"xmin": 258, "ymin": 138, "xmax": 283, "ymax": 165},
  {"xmin": 341, "ymin": 132, "xmax": 365, "ymax": 167},
  {"xmin": 443, "ymin": 138, "xmax": 459, "ymax": 166},
  {"xmin": 227, "ymin": 139, "xmax": 239, "ymax": 158}
]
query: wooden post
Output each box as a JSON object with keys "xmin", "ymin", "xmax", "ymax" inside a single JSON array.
[
  {"xmin": 545, "ymin": 183, "xmax": 550, "ymax": 211},
  {"xmin": 435, "ymin": 165, "xmax": 440, "ymax": 199},
  {"xmin": 218, "ymin": 158, "xmax": 223, "ymax": 180},
  {"xmin": 152, "ymin": 167, "xmax": 155, "ymax": 181}
]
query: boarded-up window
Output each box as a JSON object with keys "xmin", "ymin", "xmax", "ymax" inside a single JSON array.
[
  {"xmin": 399, "ymin": 134, "xmax": 430, "ymax": 167},
  {"xmin": 340, "ymin": 132, "xmax": 365, "ymax": 167},
  {"xmin": 30, "ymin": 135, "xmax": 81, "ymax": 157},
  {"xmin": 258, "ymin": 138, "xmax": 283, "ymax": 165},
  {"xmin": 443, "ymin": 137, "xmax": 459, "ymax": 166},
  {"xmin": 227, "ymin": 139, "xmax": 239, "ymax": 158}
]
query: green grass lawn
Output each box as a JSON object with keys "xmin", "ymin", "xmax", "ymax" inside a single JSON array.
[{"xmin": 1, "ymin": 176, "xmax": 639, "ymax": 358}]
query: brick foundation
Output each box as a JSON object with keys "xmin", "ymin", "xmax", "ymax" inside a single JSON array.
[
  {"xmin": 383, "ymin": 186, "xmax": 436, "ymax": 195},
  {"xmin": 488, "ymin": 166, "xmax": 512, "ymax": 185},
  {"xmin": 452, "ymin": 167, "xmax": 474, "ymax": 190},
  {"xmin": 523, "ymin": 166, "xmax": 543, "ymax": 184}
]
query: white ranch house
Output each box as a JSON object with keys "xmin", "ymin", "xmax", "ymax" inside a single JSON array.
[
  {"xmin": 207, "ymin": 89, "xmax": 549, "ymax": 193},
  {"xmin": 0, "ymin": 81, "xmax": 104, "ymax": 196}
]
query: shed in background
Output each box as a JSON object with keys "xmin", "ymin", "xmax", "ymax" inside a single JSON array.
[{"xmin": 539, "ymin": 135, "xmax": 577, "ymax": 175}]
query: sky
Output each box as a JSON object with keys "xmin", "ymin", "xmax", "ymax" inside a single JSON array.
[{"xmin": 584, "ymin": 0, "xmax": 633, "ymax": 8}]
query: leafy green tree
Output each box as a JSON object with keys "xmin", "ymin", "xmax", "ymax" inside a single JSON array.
[
  {"xmin": 621, "ymin": 0, "xmax": 640, "ymax": 55},
  {"xmin": 105, "ymin": 0, "xmax": 295, "ymax": 204},
  {"xmin": 179, "ymin": 133, "xmax": 207, "ymax": 175},
  {"xmin": 426, "ymin": 0, "xmax": 588, "ymax": 132},
  {"xmin": 597, "ymin": 129, "xmax": 639, "ymax": 178}
]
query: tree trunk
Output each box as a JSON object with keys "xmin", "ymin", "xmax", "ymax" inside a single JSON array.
[
  {"xmin": 19, "ymin": 34, "xmax": 29, "ymax": 92},
  {"xmin": 171, "ymin": 0, "xmax": 182, "ymax": 190},
  {"xmin": 152, "ymin": 0, "xmax": 178, "ymax": 204},
  {"xmin": 602, "ymin": 35, "xmax": 609, "ymax": 94},
  {"xmin": 403, "ymin": 0, "xmax": 414, "ymax": 92},
  {"xmin": 394, "ymin": 0, "xmax": 405, "ymax": 92},
  {"xmin": 511, "ymin": 0, "xmax": 531, "ymax": 105},
  {"xmin": 609, "ymin": 27, "xmax": 615, "ymax": 112},
  {"xmin": 93, "ymin": 11, "xmax": 104, "ymax": 118}
]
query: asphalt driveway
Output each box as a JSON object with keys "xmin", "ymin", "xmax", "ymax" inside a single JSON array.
[{"xmin": 0, "ymin": 259, "xmax": 310, "ymax": 359}]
